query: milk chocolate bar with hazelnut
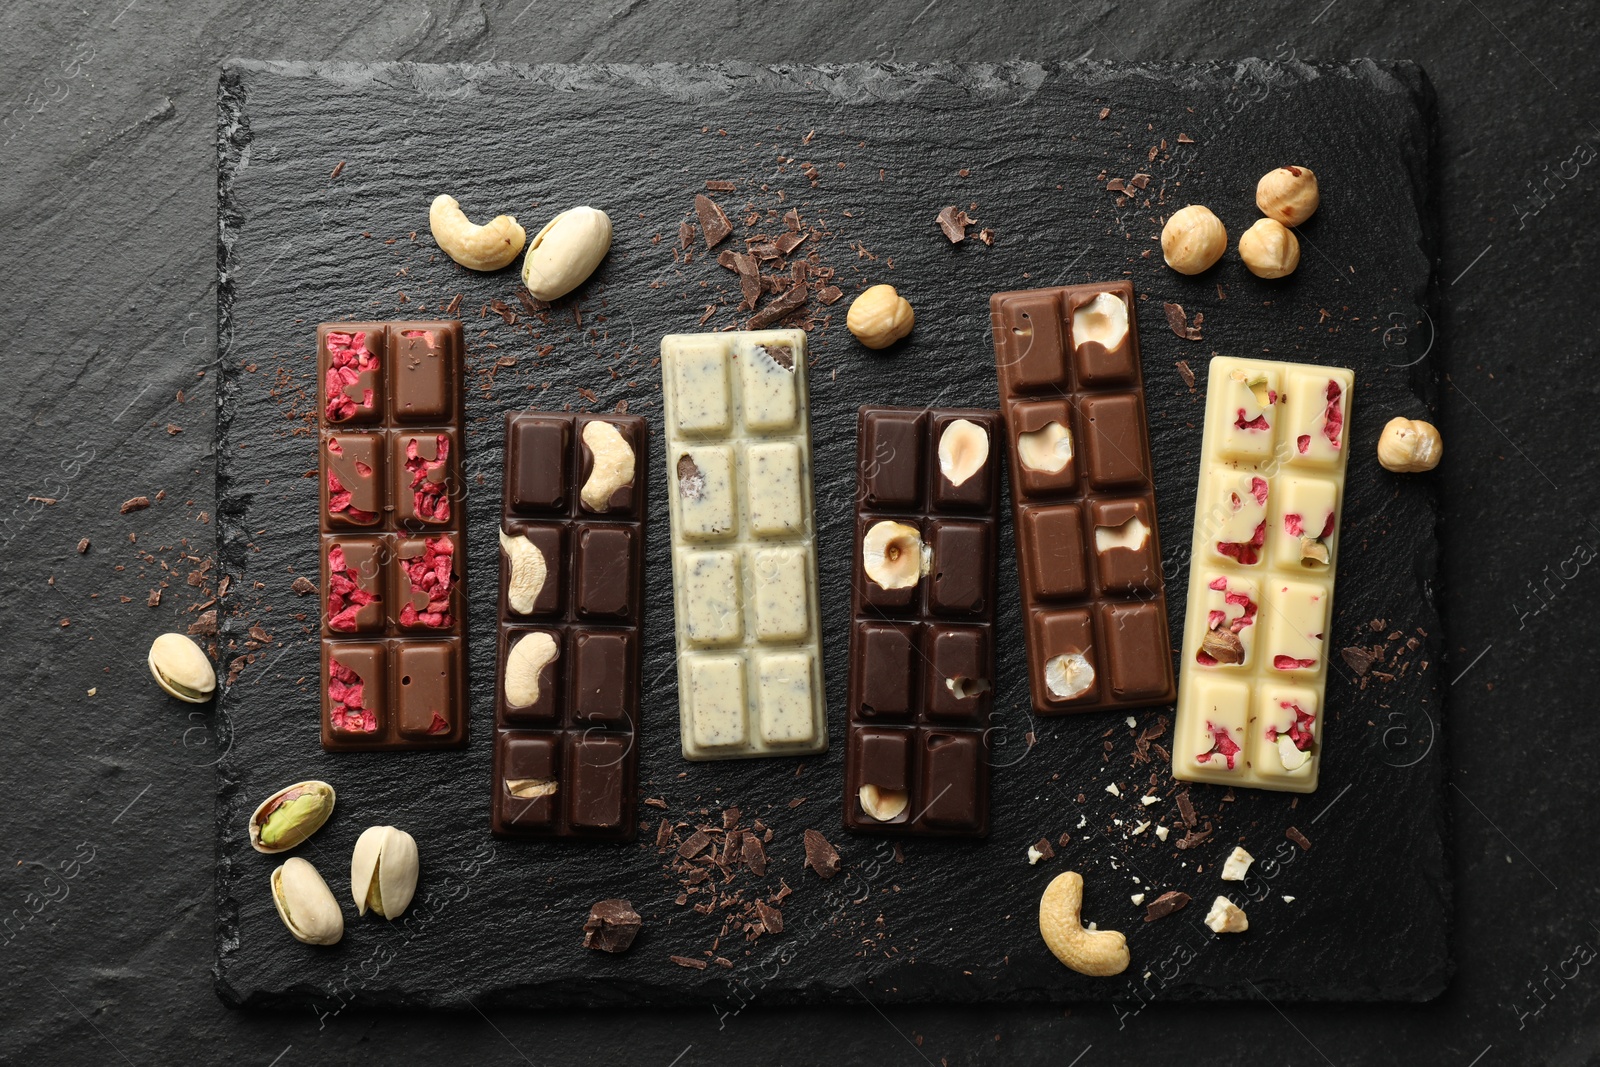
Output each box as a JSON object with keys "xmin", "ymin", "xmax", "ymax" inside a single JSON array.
[
  {"xmin": 493, "ymin": 411, "xmax": 647, "ymax": 840},
  {"xmin": 989, "ymin": 282, "xmax": 1177, "ymax": 715},
  {"xmin": 1170, "ymin": 356, "xmax": 1354, "ymax": 793},
  {"xmin": 844, "ymin": 406, "xmax": 1000, "ymax": 837},
  {"xmin": 316, "ymin": 321, "xmax": 468, "ymax": 751}
]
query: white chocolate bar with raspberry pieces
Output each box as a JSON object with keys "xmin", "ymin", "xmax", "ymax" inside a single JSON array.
[{"xmin": 1173, "ymin": 356, "xmax": 1354, "ymax": 792}]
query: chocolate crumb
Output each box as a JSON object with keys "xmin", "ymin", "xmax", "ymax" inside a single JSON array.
[
  {"xmin": 1098, "ymin": 107, "xmax": 1111, "ymax": 120},
  {"xmin": 817, "ymin": 285, "xmax": 844, "ymax": 306},
  {"xmin": 1163, "ymin": 302, "xmax": 1203, "ymax": 341},
  {"xmin": 1143, "ymin": 890, "xmax": 1191, "ymax": 922},
  {"xmin": 1057, "ymin": 832, "xmax": 1072, "ymax": 848},
  {"xmin": 935, "ymin": 205, "xmax": 972, "ymax": 243},
  {"xmin": 1175, "ymin": 823, "xmax": 1213, "ymax": 850},
  {"xmin": 670, "ymin": 955, "xmax": 708, "ymax": 970},
  {"xmin": 147, "ymin": 588, "xmax": 162, "ymax": 607},
  {"xmin": 291, "ymin": 576, "xmax": 316, "ymax": 596},
  {"xmin": 1177, "ymin": 132, "xmax": 1194, "ymax": 143},
  {"xmin": 704, "ymin": 179, "xmax": 736, "ymax": 193},
  {"xmin": 746, "ymin": 284, "xmax": 807, "ymax": 330},
  {"xmin": 583, "ymin": 899, "xmax": 642, "ymax": 953},
  {"xmin": 694, "ymin": 194, "xmax": 733, "ymax": 249},
  {"xmin": 655, "ymin": 818, "xmax": 673, "ymax": 849},
  {"xmin": 1032, "ymin": 837, "xmax": 1055, "ymax": 861},
  {"xmin": 755, "ymin": 899, "xmax": 784, "ymax": 935},
  {"xmin": 742, "ymin": 834, "xmax": 768, "ymax": 876},
  {"xmin": 1175, "ymin": 791, "xmax": 1197, "ymax": 827},
  {"xmin": 1175, "ymin": 360, "xmax": 1196, "ymax": 392},
  {"xmin": 76, "ymin": 538, "xmax": 90, "ymax": 554},
  {"xmin": 120, "ymin": 496, "xmax": 151, "ymax": 514},
  {"xmin": 678, "ymin": 830, "xmax": 712, "ymax": 859},
  {"xmin": 1341, "ymin": 646, "xmax": 1375, "ymax": 675},
  {"xmin": 978, "ymin": 228, "xmax": 995, "ymax": 246},
  {"xmin": 1285, "ymin": 826, "xmax": 1312, "ymax": 851},
  {"xmin": 803, "ymin": 828, "xmax": 841, "ymax": 880},
  {"xmin": 645, "ymin": 796, "xmax": 669, "ymax": 810},
  {"xmin": 187, "ymin": 610, "xmax": 217, "ymax": 637},
  {"xmin": 722, "ymin": 806, "xmax": 741, "ymax": 829}
]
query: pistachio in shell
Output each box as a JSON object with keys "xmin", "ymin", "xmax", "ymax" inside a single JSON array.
[
  {"xmin": 350, "ymin": 825, "xmax": 419, "ymax": 919},
  {"xmin": 147, "ymin": 632, "xmax": 217, "ymax": 703},
  {"xmin": 249, "ymin": 780, "xmax": 335, "ymax": 853},
  {"xmin": 271, "ymin": 857, "xmax": 344, "ymax": 946}
]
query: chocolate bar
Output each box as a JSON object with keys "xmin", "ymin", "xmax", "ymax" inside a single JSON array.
[
  {"xmin": 492, "ymin": 411, "xmax": 646, "ymax": 839},
  {"xmin": 989, "ymin": 282, "xmax": 1177, "ymax": 715},
  {"xmin": 317, "ymin": 321, "xmax": 467, "ymax": 750},
  {"xmin": 844, "ymin": 407, "xmax": 1000, "ymax": 836},
  {"xmin": 1171, "ymin": 356, "xmax": 1354, "ymax": 793},
  {"xmin": 659, "ymin": 329, "xmax": 826, "ymax": 759}
]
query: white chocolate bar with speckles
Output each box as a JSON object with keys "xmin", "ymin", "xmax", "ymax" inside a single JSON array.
[
  {"xmin": 660, "ymin": 329, "xmax": 826, "ymax": 760},
  {"xmin": 1172, "ymin": 356, "xmax": 1354, "ymax": 793}
]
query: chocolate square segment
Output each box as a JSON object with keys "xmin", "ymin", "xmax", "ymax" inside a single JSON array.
[
  {"xmin": 991, "ymin": 290, "xmax": 1067, "ymax": 392},
  {"xmin": 990, "ymin": 283, "xmax": 1175, "ymax": 715},
  {"xmin": 493, "ymin": 411, "xmax": 645, "ymax": 840},
  {"xmin": 316, "ymin": 320, "xmax": 466, "ymax": 752},
  {"xmin": 495, "ymin": 733, "xmax": 559, "ymax": 829},
  {"xmin": 846, "ymin": 406, "xmax": 998, "ymax": 838}
]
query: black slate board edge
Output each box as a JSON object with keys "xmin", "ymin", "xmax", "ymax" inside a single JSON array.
[{"xmin": 213, "ymin": 58, "xmax": 1450, "ymax": 1010}]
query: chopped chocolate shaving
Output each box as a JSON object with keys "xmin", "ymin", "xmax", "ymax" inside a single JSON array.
[
  {"xmin": 290, "ymin": 576, "xmax": 316, "ymax": 596},
  {"xmin": 694, "ymin": 194, "xmax": 733, "ymax": 249},
  {"xmin": 655, "ymin": 818, "xmax": 673, "ymax": 849},
  {"xmin": 1130, "ymin": 173, "xmax": 1152, "ymax": 189},
  {"xmin": 1286, "ymin": 826, "xmax": 1312, "ymax": 851},
  {"xmin": 774, "ymin": 231, "xmax": 807, "ymax": 256},
  {"xmin": 1163, "ymin": 302, "xmax": 1203, "ymax": 341},
  {"xmin": 741, "ymin": 834, "xmax": 767, "ymax": 876},
  {"xmin": 678, "ymin": 220, "xmax": 696, "ymax": 250},
  {"xmin": 978, "ymin": 228, "xmax": 995, "ymax": 246},
  {"xmin": 1341, "ymin": 646, "xmax": 1376, "ymax": 675},
  {"xmin": 803, "ymin": 828, "xmax": 841, "ymax": 880},
  {"xmin": 1175, "ymin": 824, "xmax": 1213, "ymax": 850},
  {"xmin": 1057, "ymin": 832, "xmax": 1072, "ymax": 848},
  {"xmin": 754, "ymin": 899, "xmax": 784, "ymax": 935},
  {"xmin": 817, "ymin": 285, "xmax": 843, "ymax": 306},
  {"xmin": 1031, "ymin": 837, "xmax": 1055, "ymax": 861},
  {"xmin": 704, "ymin": 179, "xmax": 736, "ymax": 193},
  {"xmin": 120, "ymin": 496, "xmax": 151, "ymax": 514},
  {"xmin": 1105, "ymin": 178, "xmax": 1128, "ymax": 194},
  {"xmin": 76, "ymin": 538, "xmax": 90, "ymax": 554},
  {"xmin": 147, "ymin": 588, "xmax": 162, "ymax": 607},
  {"xmin": 187, "ymin": 610, "xmax": 217, "ymax": 637},
  {"xmin": 669, "ymin": 955, "xmax": 708, "ymax": 970},
  {"xmin": 1177, "ymin": 132, "xmax": 1195, "ymax": 143},
  {"xmin": 1099, "ymin": 107, "xmax": 1111, "ymax": 120},
  {"xmin": 746, "ymin": 284, "xmax": 808, "ymax": 330},
  {"xmin": 1143, "ymin": 890, "xmax": 1191, "ymax": 922},
  {"xmin": 1176, "ymin": 791, "xmax": 1197, "ymax": 827},
  {"xmin": 1175, "ymin": 360, "xmax": 1196, "ymax": 391},
  {"xmin": 645, "ymin": 796, "xmax": 669, "ymax": 810},
  {"xmin": 732, "ymin": 252, "xmax": 761, "ymax": 309},
  {"xmin": 677, "ymin": 830, "xmax": 712, "ymax": 858},
  {"xmin": 583, "ymin": 899, "xmax": 642, "ymax": 953},
  {"xmin": 935, "ymin": 205, "xmax": 972, "ymax": 243},
  {"xmin": 721, "ymin": 806, "xmax": 741, "ymax": 829},
  {"xmin": 716, "ymin": 249, "xmax": 739, "ymax": 270}
]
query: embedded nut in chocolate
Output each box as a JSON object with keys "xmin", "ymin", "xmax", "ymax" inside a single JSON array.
[
  {"xmin": 499, "ymin": 529, "xmax": 548, "ymax": 615},
  {"xmin": 937, "ymin": 418, "xmax": 989, "ymax": 487},
  {"xmin": 350, "ymin": 825, "xmax": 420, "ymax": 919},
  {"xmin": 1071, "ymin": 292, "xmax": 1129, "ymax": 351},
  {"xmin": 846, "ymin": 284, "xmax": 915, "ymax": 349},
  {"xmin": 1045, "ymin": 652, "xmax": 1095, "ymax": 700},
  {"xmin": 271, "ymin": 856, "xmax": 344, "ymax": 946},
  {"xmin": 505, "ymin": 777, "xmax": 559, "ymax": 799},
  {"xmin": 249, "ymin": 780, "xmax": 335, "ymax": 854},
  {"xmin": 521, "ymin": 206, "xmax": 612, "ymax": 301},
  {"xmin": 1256, "ymin": 165, "xmax": 1320, "ymax": 226},
  {"xmin": 579, "ymin": 420, "xmax": 635, "ymax": 511},
  {"xmin": 1377, "ymin": 417, "xmax": 1442, "ymax": 473},
  {"xmin": 504, "ymin": 631, "xmax": 558, "ymax": 707},
  {"xmin": 862, "ymin": 520, "xmax": 927, "ymax": 590},
  {"xmin": 1016, "ymin": 422, "xmax": 1073, "ymax": 474},
  {"xmin": 858, "ymin": 783, "xmax": 909, "ymax": 822},
  {"xmin": 1160, "ymin": 205, "xmax": 1228, "ymax": 275},
  {"xmin": 1200, "ymin": 627, "xmax": 1245, "ymax": 665},
  {"xmin": 148, "ymin": 632, "xmax": 217, "ymax": 703},
  {"xmin": 1038, "ymin": 870, "xmax": 1130, "ymax": 976},
  {"xmin": 1238, "ymin": 217, "xmax": 1300, "ymax": 279},
  {"xmin": 428, "ymin": 194, "xmax": 526, "ymax": 272},
  {"xmin": 1277, "ymin": 735, "xmax": 1312, "ymax": 770}
]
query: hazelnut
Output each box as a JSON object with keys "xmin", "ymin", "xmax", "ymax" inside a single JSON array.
[
  {"xmin": 937, "ymin": 418, "xmax": 989, "ymax": 487},
  {"xmin": 1256, "ymin": 166, "xmax": 1320, "ymax": 226},
  {"xmin": 1237, "ymin": 218, "xmax": 1300, "ymax": 279},
  {"xmin": 858, "ymin": 784, "xmax": 909, "ymax": 822},
  {"xmin": 846, "ymin": 283, "xmax": 915, "ymax": 349},
  {"xmin": 862, "ymin": 520, "xmax": 927, "ymax": 590},
  {"xmin": 1016, "ymin": 421, "xmax": 1074, "ymax": 474},
  {"xmin": 1071, "ymin": 292, "xmax": 1129, "ymax": 351},
  {"xmin": 1160, "ymin": 205, "xmax": 1228, "ymax": 275},
  {"xmin": 1044, "ymin": 652, "xmax": 1095, "ymax": 700},
  {"xmin": 1377, "ymin": 417, "xmax": 1443, "ymax": 473}
]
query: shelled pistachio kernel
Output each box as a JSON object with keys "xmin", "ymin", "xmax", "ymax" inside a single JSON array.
[{"xmin": 249, "ymin": 781, "xmax": 335, "ymax": 853}]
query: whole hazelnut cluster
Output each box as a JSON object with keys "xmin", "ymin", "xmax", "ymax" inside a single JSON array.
[{"xmin": 1159, "ymin": 165, "xmax": 1319, "ymax": 280}]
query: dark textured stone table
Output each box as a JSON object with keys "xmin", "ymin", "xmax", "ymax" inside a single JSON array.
[{"xmin": 5, "ymin": 1, "xmax": 1598, "ymax": 1063}]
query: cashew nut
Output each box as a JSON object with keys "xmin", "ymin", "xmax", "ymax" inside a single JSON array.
[
  {"xmin": 1038, "ymin": 871, "xmax": 1130, "ymax": 976},
  {"xmin": 428, "ymin": 194, "xmax": 526, "ymax": 272},
  {"xmin": 580, "ymin": 420, "xmax": 636, "ymax": 512},
  {"xmin": 505, "ymin": 631, "xmax": 558, "ymax": 707},
  {"xmin": 499, "ymin": 528, "xmax": 548, "ymax": 615}
]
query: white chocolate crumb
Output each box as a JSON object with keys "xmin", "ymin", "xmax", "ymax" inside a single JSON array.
[
  {"xmin": 1155, "ymin": 825, "xmax": 1170, "ymax": 842},
  {"xmin": 1125, "ymin": 716, "xmax": 1137, "ymax": 728},
  {"xmin": 1087, "ymin": 922, "xmax": 1097, "ymax": 931},
  {"xmin": 1204, "ymin": 896, "xmax": 1249, "ymax": 934},
  {"xmin": 1110, "ymin": 860, "xmax": 1120, "ymax": 870},
  {"xmin": 1105, "ymin": 783, "xmax": 1121, "ymax": 797},
  {"xmin": 1076, "ymin": 815, "xmax": 1087, "ymax": 829},
  {"xmin": 1220, "ymin": 846, "xmax": 1255, "ymax": 882},
  {"xmin": 1027, "ymin": 846, "xmax": 1044, "ymax": 865},
  {"xmin": 1131, "ymin": 893, "xmax": 1146, "ymax": 905},
  {"xmin": 1131, "ymin": 820, "xmax": 1150, "ymax": 836},
  {"xmin": 1281, "ymin": 895, "xmax": 1296, "ymax": 904},
  {"xmin": 87, "ymin": 688, "xmax": 97, "ymax": 697},
  {"xmin": 1141, "ymin": 795, "xmax": 1159, "ymax": 807}
]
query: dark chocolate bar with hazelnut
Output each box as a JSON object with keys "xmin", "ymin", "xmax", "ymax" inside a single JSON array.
[
  {"xmin": 989, "ymin": 282, "xmax": 1177, "ymax": 715},
  {"xmin": 493, "ymin": 411, "xmax": 647, "ymax": 841},
  {"xmin": 844, "ymin": 406, "xmax": 1000, "ymax": 837},
  {"xmin": 317, "ymin": 321, "xmax": 468, "ymax": 751}
]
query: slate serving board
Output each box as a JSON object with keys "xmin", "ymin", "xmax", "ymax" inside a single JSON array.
[{"xmin": 215, "ymin": 59, "xmax": 1447, "ymax": 1010}]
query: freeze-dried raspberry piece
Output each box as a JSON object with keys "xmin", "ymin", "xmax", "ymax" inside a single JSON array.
[
  {"xmin": 324, "ymin": 331, "xmax": 380, "ymax": 422},
  {"xmin": 328, "ymin": 658, "xmax": 376, "ymax": 733},
  {"xmin": 1297, "ymin": 434, "xmax": 1311, "ymax": 454},
  {"xmin": 324, "ymin": 438, "xmax": 376, "ymax": 523},
  {"xmin": 1284, "ymin": 512, "xmax": 1304, "ymax": 537},
  {"xmin": 1235, "ymin": 409, "xmax": 1270, "ymax": 431},
  {"xmin": 1217, "ymin": 521, "xmax": 1266, "ymax": 564},
  {"xmin": 427, "ymin": 712, "xmax": 449, "ymax": 734},
  {"xmin": 1249, "ymin": 477, "xmax": 1268, "ymax": 505},
  {"xmin": 326, "ymin": 545, "xmax": 377, "ymax": 631},
  {"xmin": 1267, "ymin": 701, "xmax": 1317, "ymax": 750},
  {"xmin": 1197, "ymin": 722, "xmax": 1241, "ymax": 770},
  {"xmin": 399, "ymin": 535, "xmax": 456, "ymax": 628},
  {"xmin": 1273, "ymin": 655, "xmax": 1317, "ymax": 670},
  {"xmin": 1318, "ymin": 512, "xmax": 1336, "ymax": 539},
  {"xmin": 1208, "ymin": 576, "xmax": 1228, "ymax": 591},
  {"xmin": 1223, "ymin": 590, "xmax": 1257, "ymax": 629},
  {"xmin": 1322, "ymin": 380, "xmax": 1343, "ymax": 448},
  {"xmin": 405, "ymin": 435, "xmax": 451, "ymax": 522}
]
